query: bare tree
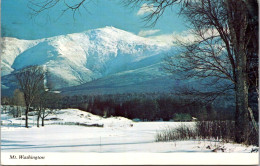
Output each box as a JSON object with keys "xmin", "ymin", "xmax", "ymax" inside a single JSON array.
[
  {"xmin": 40, "ymin": 92, "xmax": 60, "ymax": 127},
  {"xmin": 40, "ymin": 108, "xmax": 53, "ymax": 127},
  {"xmin": 161, "ymin": 2, "xmax": 235, "ymax": 110},
  {"xmin": 13, "ymin": 89, "xmax": 26, "ymax": 118},
  {"xmin": 14, "ymin": 65, "xmax": 45, "ymax": 128},
  {"xmin": 33, "ymin": 93, "xmax": 45, "ymax": 127},
  {"xmin": 224, "ymin": 0, "xmax": 258, "ymax": 143},
  {"xmin": 126, "ymin": 0, "xmax": 258, "ymax": 143},
  {"xmin": 33, "ymin": 89, "xmax": 62, "ymax": 127}
]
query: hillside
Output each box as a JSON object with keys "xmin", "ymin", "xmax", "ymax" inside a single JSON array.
[{"xmin": 1, "ymin": 26, "xmax": 177, "ymax": 95}]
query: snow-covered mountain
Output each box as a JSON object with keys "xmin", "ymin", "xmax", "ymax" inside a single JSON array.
[{"xmin": 1, "ymin": 26, "xmax": 177, "ymax": 95}]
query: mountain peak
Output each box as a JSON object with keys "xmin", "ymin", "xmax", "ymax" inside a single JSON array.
[
  {"xmin": 93, "ymin": 26, "xmax": 132, "ymax": 34},
  {"xmin": 80, "ymin": 26, "xmax": 146, "ymax": 43}
]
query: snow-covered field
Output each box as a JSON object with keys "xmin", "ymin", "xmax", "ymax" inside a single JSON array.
[{"xmin": 1, "ymin": 108, "xmax": 258, "ymax": 153}]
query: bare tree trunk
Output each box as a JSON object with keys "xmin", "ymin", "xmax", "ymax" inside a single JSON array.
[
  {"xmin": 41, "ymin": 110, "xmax": 45, "ymax": 127},
  {"xmin": 16, "ymin": 106, "xmax": 19, "ymax": 118},
  {"xmin": 19, "ymin": 106, "xmax": 22, "ymax": 117},
  {"xmin": 235, "ymin": 54, "xmax": 249, "ymax": 143},
  {"xmin": 41, "ymin": 118, "xmax": 44, "ymax": 127},
  {"xmin": 248, "ymin": 107, "xmax": 259, "ymax": 133},
  {"xmin": 37, "ymin": 110, "xmax": 41, "ymax": 127},
  {"xmin": 37, "ymin": 116, "xmax": 40, "ymax": 127},
  {"xmin": 25, "ymin": 106, "xmax": 29, "ymax": 128},
  {"xmin": 226, "ymin": 0, "xmax": 251, "ymax": 144}
]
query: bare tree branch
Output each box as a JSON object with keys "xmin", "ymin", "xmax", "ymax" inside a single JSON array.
[{"xmin": 27, "ymin": 0, "xmax": 92, "ymax": 19}]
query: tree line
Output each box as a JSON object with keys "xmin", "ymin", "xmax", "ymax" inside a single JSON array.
[
  {"xmin": 76, "ymin": 95, "xmax": 234, "ymax": 121},
  {"xmin": 3, "ymin": 86, "xmax": 237, "ymax": 123}
]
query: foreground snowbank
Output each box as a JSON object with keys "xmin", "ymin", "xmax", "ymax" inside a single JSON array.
[{"xmin": 1, "ymin": 124, "xmax": 258, "ymax": 153}]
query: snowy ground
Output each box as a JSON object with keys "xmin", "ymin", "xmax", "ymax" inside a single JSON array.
[{"xmin": 1, "ymin": 108, "xmax": 258, "ymax": 153}]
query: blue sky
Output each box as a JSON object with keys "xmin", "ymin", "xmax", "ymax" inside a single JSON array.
[{"xmin": 1, "ymin": 0, "xmax": 188, "ymax": 40}]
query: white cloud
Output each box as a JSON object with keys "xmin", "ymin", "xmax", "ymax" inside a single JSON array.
[
  {"xmin": 138, "ymin": 29, "xmax": 160, "ymax": 37},
  {"xmin": 148, "ymin": 34, "xmax": 176, "ymax": 45},
  {"xmin": 147, "ymin": 30, "xmax": 197, "ymax": 46},
  {"xmin": 144, "ymin": 28, "xmax": 220, "ymax": 46},
  {"xmin": 137, "ymin": 3, "xmax": 154, "ymax": 16}
]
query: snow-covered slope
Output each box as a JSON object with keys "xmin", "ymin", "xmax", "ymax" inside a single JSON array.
[
  {"xmin": 1, "ymin": 37, "xmax": 41, "ymax": 76},
  {"xmin": 1, "ymin": 26, "xmax": 174, "ymax": 94},
  {"xmin": 1, "ymin": 107, "xmax": 133, "ymax": 128}
]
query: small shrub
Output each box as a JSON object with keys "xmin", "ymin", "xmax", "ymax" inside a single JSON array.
[
  {"xmin": 155, "ymin": 121, "xmax": 258, "ymax": 146},
  {"xmin": 155, "ymin": 124, "xmax": 197, "ymax": 142},
  {"xmin": 196, "ymin": 121, "xmax": 235, "ymax": 142}
]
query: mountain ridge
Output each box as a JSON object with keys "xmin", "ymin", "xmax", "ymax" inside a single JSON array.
[{"xmin": 1, "ymin": 26, "xmax": 176, "ymax": 95}]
